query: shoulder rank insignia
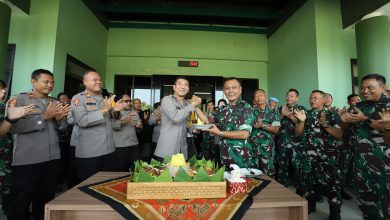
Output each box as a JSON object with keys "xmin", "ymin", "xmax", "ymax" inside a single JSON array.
[
  {"xmin": 73, "ymin": 98, "xmax": 80, "ymax": 106},
  {"xmin": 28, "ymin": 92, "xmax": 36, "ymax": 99}
]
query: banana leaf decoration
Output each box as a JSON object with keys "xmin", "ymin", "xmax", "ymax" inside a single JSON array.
[{"xmin": 130, "ymin": 157, "xmax": 225, "ymax": 183}]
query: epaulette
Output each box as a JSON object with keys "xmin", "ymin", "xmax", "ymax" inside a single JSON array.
[
  {"xmin": 17, "ymin": 92, "xmax": 36, "ymax": 99},
  {"xmin": 49, "ymin": 96, "xmax": 58, "ymax": 101}
]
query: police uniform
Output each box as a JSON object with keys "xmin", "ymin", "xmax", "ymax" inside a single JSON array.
[
  {"xmin": 71, "ymin": 91, "xmax": 116, "ymax": 182},
  {"xmin": 7, "ymin": 92, "xmax": 62, "ymax": 220},
  {"xmin": 210, "ymin": 98, "xmax": 256, "ymax": 168},
  {"xmin": 301, "ymin": 107, "xmax": 342, "ymax": 214},
  {"xmin": 249, "ymin": 104, "xmax": 280, "ymax": 177},
  {"xmin": 148, "ymin": 109, "xmax": 161, "ymax": 162},
  {"xmin": 155, "ymin": 95, "xmax": 194, "ymax": 159},
  {"xmin": 353, "ymin": 94, "xmax": 390, "ymax": 219},
  {"xmin": 112, "ymin": 109, "xmax": 142, "ymax": 171},
  {"xmin": 275, "ymin": 104, "xmax": 306, "ymax": 187}
]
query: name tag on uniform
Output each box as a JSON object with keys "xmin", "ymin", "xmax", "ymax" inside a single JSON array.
[
  {"xmin": 37, "ymin": 121, "xmax": 42, "ymax": 125},
  {"xmin": 86, "ymin": 102, "xmax": 97, "ymax": 105}
]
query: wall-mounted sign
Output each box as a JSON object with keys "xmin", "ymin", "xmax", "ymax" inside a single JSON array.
[{"xmin": 178, "ymin": 60, "xmax": 199, "ymax": 67}]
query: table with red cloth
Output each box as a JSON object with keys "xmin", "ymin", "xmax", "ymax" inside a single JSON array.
[
  {"xmin": 44, "ymin": 172, "xmax": 308, "ymax": 220},
  {"xmin": 78, "ymin": 174, "xmax": 269, "ymax": 220}
]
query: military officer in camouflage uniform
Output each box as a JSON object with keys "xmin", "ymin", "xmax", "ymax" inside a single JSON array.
[
  {"xmin": 201, "ymin": 100, "xmax": 216, "ymax": 160},
  {"xmin": 275, "ymin": 89, "xmax": 306, "ymax": 190},
  {"xmin": 249, "ymin": 89, "xmax": 280, "ymax": 177},
  {"xmin": 340, "ymin": 74, "xmax": 389, "ymax": 220},
  {"xmin": 339, "ymin": 93, "xmax": 361, "ymax": 201},
  {"xmin": 7, "ymin": 69, "xmax": 71, "ymax": 220},
  {"xmin": 71, "ymin": 70, "xmax": 124, "ymax": 182},
  {"xmin": 295, "ymin": 90, "xmax": 343, "ymax": 220},
  {"xmin": 206, "ymin": 78, "xmax": 256, "ymax": 168}
]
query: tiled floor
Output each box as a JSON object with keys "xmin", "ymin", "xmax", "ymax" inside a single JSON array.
[{"xmin": 287, "ymin": 187, "xmax": 363, "ymax": 220}]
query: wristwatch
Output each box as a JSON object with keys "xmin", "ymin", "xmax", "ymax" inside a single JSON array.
[
  {"xmin": 5, "ymin": 116, "xmax": 18, "ymax": 124},
  {"xmin": 218, "ymin": 131, "xmax": 224, "ymax": 138}
]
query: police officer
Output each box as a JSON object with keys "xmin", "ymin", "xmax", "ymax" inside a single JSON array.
[
  {"xmin": 154, "ymin": 76, "xmax": 204, "ymax": 160},
  {"xmin": 340, "ymin": 74, "xmax": 389, "ymax": 220},
  {"xmin": 112, "ymin": 94, "xmax": 142, "ymax": 171},
  {"xmin": 71, "ymin": 70, "xmax": 124, "ymax": 182},
  {"xmin": 275, "ymin": 88, "xmax": 306, "ymax": 190},
  {"xmin": 295, "ymin": 90, "xmax": 343, "ymax": 220},
  {"xmin": 250, "ymin": 89, "xmax": 280, "ymax": 177},
  {"xmin": 7, "ymin": 69, "xmax": 71, "ymax": 220},
  {"xmin": 206, "ymin": 77, "xmax": 256, "ymax": 168}
]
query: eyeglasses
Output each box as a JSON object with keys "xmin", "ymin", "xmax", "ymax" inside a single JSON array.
[{"xmin": 123, "ymin": 100, "xmax": 131, "ymax": 103}]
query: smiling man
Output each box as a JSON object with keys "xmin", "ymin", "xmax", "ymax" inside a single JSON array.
[
  {"xmin": 154, "ymin": 76, "xmax": 205, "ymax": 160},
  {"xmin": 206, "ymin": 77, "xmax": 256, "ymax": 168},
  {"xmin": 340, "ymin": 74, "xmax": 390, "ymax": 220},
  {"xmin": 7, "ymin": 69, "xmax": 71, "ymax": 220},
  {"xmin": 294, "ymin": 90, "xmax": 343, "ymax": 219},
  {"xmin": 71, "ymin": 70, "xmax": 124, "ymax": 183}
]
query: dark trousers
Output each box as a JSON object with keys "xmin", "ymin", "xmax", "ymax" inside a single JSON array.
[
  {"xmin": 7, "ymin": 160, "xmax": 59, "ymax": 220},
  {"xmin": 115, "ymin": 145, "xmax": 142, "ymax": 172},
  {"xmin": 67, "ymin": 146, "xmax": 78, "ymax": 188},
  {"xmin": 76, "ymin": 152, "xmax": 116, "ymax": 183},
  {"xmin": 59, "ymin": 141, "xmax": 78, "ymax": 189}
]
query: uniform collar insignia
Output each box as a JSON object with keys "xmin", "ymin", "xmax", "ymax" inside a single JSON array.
[{"xmin": 28, "ymin": 92, "xmax": 36, "ymax": 99}]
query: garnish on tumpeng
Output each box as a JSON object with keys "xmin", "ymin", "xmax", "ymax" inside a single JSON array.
[{"xmin": 130, "ymin": 155, "xmax": 225, "ymax": 183}]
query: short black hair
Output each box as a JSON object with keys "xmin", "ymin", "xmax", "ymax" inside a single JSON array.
[
  {"xmin": 347, "ymin": 93, "xmax": 359, "ymax": 102},
  {"xmin": 153, "ymin": 102, "xmax": 161, "ymax": 109},
  {"xmin": 0, "ymin": 80, "xmax": 6, "ymax": 89},
  {"xmin": 287, "ymin": 88, "xmax": 299, "ymax": 96},
  {"xmin": 57, "ymin": 92, "xmax": 67, "ymax": 100},
  {"xmin": 254, "ymin": 89, "xmax": 266, "ymax": 95},
  {"xmin": 362, "ymin": 74, "xmax": 386, "ymax": 85},
  {"xmin": 311, "ymin": 89, "xmax": 325, "ymax": 97},
  {"xmin": 31, "ymin": 69, "xmax": 53, "ymax": 80},
  {"xmin": 218, "ymin": 99, "xmax": 227, "ymax": 105},
  {"xmin": 83, "ymin": 69, "xmax": 98, "ymax": 79},
  {"xmin": 224, "ymin": 77, "xmax": 241, "ymax": 86},
  {"xmin": 174, "ymin": 76, "xmax": 189, "ymax": 85},
  {"xmin": 207, "ymin": 100, "xmax": 214, "ymax": 105}
]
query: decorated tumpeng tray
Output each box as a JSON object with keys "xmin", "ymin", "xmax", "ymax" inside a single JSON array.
[{"xmin": 127, "ymin": 154, "xmax": 226, "ymax": 199}]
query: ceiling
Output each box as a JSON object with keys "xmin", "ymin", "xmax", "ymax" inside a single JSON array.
[{"xmin": 82, "ymin": 0, "xmax": 307, "ymax": 36}]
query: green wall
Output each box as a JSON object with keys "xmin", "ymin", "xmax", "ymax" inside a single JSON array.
[
  {"xmin": 315, "ymin": 0, "xmax": 356, "ymax": 108},
  {"xmin": 8, "ymin": 0, "xmax": 107, "ymax": 96},
  {"xmin": 105, "ymin": 29, "xmax": 268, "ymax": 92},
  {"xmin": 268, "ymin": 0, "xmax": 318, "ymax": 108},
  {"xmin": 268, "ymin": 0, "xmax": 356, "ymax": 108},
  {"xmin": 52, "ymin": 0, "xmax": 108, "ymax": 95},
  {"xmin": 355, "ymin": 16, "xmax": 390, "ymax": 82},
  {"xmin": 8, "ymin": 0, "xmax": 59, "ymax": 95}
]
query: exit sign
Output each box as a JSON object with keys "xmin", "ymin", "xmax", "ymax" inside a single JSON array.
[{"xmin": 178, "ymin": 60, "xmax": 199, "ymax": 67}]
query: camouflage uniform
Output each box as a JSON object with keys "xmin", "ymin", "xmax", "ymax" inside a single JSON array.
[
  {"xmin": 275, "ymin": 104, "xmax": 306, "ymax": 187},
  {"xmin": 301, "ymin": 107, "xmax": 342, "ymax": 207},
  {"xmin": 211, "ymin": 98, "xmax": 256, "ymax": 168},
  {"xmin": 201, "ymin": 111, "xmax": 215, "ymax": 160},
  {"xmin": 0, "ymin": 100, "xmax": 12, "ymax": 210},
  {"xmin": 249, "ymin": 105, "xmax": 280, "ymax": 177},
  {"xmin": 339, "ymin": 106, "xmax": 357, "ymax": 189},
  {"xmin": 353, "ymin": 95, "xmax": 389, "ymax": 219}
]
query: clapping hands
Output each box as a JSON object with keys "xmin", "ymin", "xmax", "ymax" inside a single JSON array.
[
  {"xmin": 378, "ymin": 108, "xmax": 390, "ymax": 130},
  {"xmin": 293, "ymin": 109, "xmax": 306, "ymax": 122}
]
